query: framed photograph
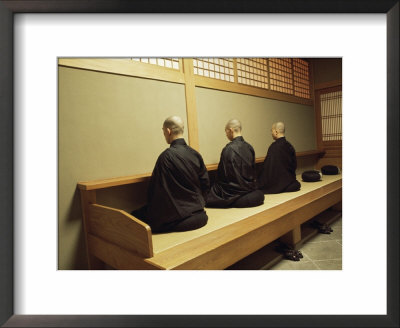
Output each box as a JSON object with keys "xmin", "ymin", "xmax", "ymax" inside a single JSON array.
[{"xmin": 1, "ymin": 1, "xmax": 398, "ymax": 327}]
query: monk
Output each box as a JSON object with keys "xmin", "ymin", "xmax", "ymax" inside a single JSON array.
[
  {"xmin": 258, "ymin": 122, "xmax": 301, "ymax": 194},
  {"xmin": 131, "ymin": 116, "xmax": 210, "ymax": 233},
  {"xmin": 206, "ymin": 119, "xmax": 264, "ymax": 208}
]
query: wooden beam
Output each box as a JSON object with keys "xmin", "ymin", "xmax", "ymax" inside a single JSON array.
[
  {"xmin": 58, "ymin": 58, "xmax": 185, "ymax": 84},
  {"xmin": 79, "ymin": 189, "xmax": 104, "ymax": 269},
  {"xmin": 194, "ymin": 75, "xmax": 313, "ymax": 106},
  {"xmin": 182, "ymin": 58, "xmax": 200, "ymax": 151},
  {"xmin": 314, "ymin": 89, "xmax": 324, "ymax": 151},
  {"xmin": 295, "ymin": 150, "xmax": 325, "ymax": 157},
  {"xmin": 314, "ymin": 80, "xmax": 342, "ymax": 90},
  {"xmin": 308, "ymin": 58, "xmax": 315, "ymax": 106},
  {"xmin": 280, "ymin": 225, "xmax": 302, "ymax": 248},
  {"xmin": 77, "ymin": 172, "xmax": 152, "ymax": 191},
  {"xmin": 88, "ymin": 234, "xmax": 162, "ymax": 270}
]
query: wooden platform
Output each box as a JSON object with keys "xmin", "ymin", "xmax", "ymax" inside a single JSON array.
[{"xmin": 79, "ymin": 173, "xmax": 342, "ymax": 270}]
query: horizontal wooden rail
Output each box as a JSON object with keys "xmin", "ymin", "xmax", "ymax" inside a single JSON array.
[
  {"xmin": 296, "ymin": 150, "xmax": 325, "ymax": 157},
  {"xmin": 77, "ymin": 150, "xmax": 324, "ymax": 191},
  {"xmin": 194, "ymin": 75, "xmax": 313, "ymax": 106},
  {"xmin": 78, "ymin": 172, "xmax": 152, "ymax": 191},
  {"xmin": 59, "ymin": 58, "xmax": 186, "ymax": 85}
]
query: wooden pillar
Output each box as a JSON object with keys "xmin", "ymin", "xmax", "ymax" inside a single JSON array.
[
  {"xmin": 280, "ymin": 225, "xmax": 302, "ymax": 249},
  {"xmin": 233, "ymin": 58, "xmax": 239, "ymax": 84},
  {"xmin": 182, "ymin": 58, "xmax": 200, "ymax": 151},
  {"xmin": 79, "ymin": 189, "xmax": 104, "ymax": 269}
]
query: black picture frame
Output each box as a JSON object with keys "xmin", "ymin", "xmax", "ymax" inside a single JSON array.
[{"xmin": 1, "ymin": 1, "xmax": 398, "ymax": 327}]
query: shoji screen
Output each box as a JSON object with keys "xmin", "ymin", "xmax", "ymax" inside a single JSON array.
[{"xmin": 320, "ymin": 90, "xmax": 342, "ymax": 141}]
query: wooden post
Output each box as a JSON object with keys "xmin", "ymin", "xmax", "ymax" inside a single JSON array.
[
  {"xmin": 79, "ymin": 189, "xmax": 104, "ymax": 269},
  {"xmin": 182, "ymin": 58, "xmax": 200, "ymax": 151},
  {"xmin": 280, "ymin": 225, "xmax": 302, "ymax": 249},
  {"xmin": 233, "ymin": 58, "xmax": 239, "ymax": 84}
]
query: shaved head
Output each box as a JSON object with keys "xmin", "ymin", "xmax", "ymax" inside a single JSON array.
[
  {"xmin": 225, "ymin": 119, "xmax": 242, "ymax": 133},
  {"xmin": 272, "ymin": 122, "xmax": 285, "ymax": 134},
  {"xmin": 271, "ymin": 121, "xmax": 285, "ymax": 140},
  {"xmin": 163, "ymin": 115, "xmax": 184, "ymax": 135}
]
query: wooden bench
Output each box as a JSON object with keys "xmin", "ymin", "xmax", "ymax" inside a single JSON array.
[{"xmin": 78, "ymin": 151, "xmax": 341, "ymax": 270}]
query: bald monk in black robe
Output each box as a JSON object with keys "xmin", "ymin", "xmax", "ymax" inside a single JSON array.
[
  {"xmin": 258, "ymin": 122, "xmax": 301, "ymax": 194},
  {"xmin": 206, "ymin": 119, "xmax": 264, "ymax": 208},
  {"xmin": 131, "ymin": 116, "xmax": 210, "ymax": 233}
]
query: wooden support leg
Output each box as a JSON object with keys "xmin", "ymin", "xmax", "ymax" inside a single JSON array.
[
  {"xmin": 280, "ymin": 225, "xmax": 302, "ymax": 250},
  {"xmin": 80, "ymin": 189, "xmax": 99, "ymax": 270}
]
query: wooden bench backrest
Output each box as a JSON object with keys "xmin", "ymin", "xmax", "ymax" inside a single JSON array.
[{"xmin": 88, "ymin": 204, "xmax": 153, "ymax": 258}]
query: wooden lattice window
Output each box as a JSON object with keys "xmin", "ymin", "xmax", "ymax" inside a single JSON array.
[
  {"xmin": 321, "ymin": 90, "xmax": 342, "ymax": 141},
  {"xmin": 193, "ymin": 58, "xmax": 234, "ymax": 82},
  {"xmin": 237, "ymin": 58, "xmax": 269, "ymax": 89},
  {"xmin": 268, "ymin": 58, "xmax": 294, "ymax": 95},
  {"xmin": 131, "ymin": 58, "xmax": 180, "ymax": 70},
  {"xmin": 293, "ymin": 59, "xmax": 311, "ymax": 98}
]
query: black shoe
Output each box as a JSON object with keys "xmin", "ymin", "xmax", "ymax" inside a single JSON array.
[
  {"xmin": 284, "ymin": 249, "xmax": 300, "ymax": 261},
  {"xmin": 312, "ymin": 221, "xmax": 333, "ymax": 234},
  {"xmin": 275, "ymin": 243, "xmax": 302, "ymax": 261},
  {"xmin": 319, "ymin": 224, "xmax": 333, "ymax": 234}
]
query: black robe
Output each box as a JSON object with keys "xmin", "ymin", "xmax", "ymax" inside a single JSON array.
[
  {"xmin": 258, "ymin": 136, "xmax": 300, "ymax": 194},
  {"xmin": 206, "ymin": 136, "xmax": 257, "ymax": 207},
  {"xmin": 146, "ymin": 138, "xmax": 210, "ymax": 230}
]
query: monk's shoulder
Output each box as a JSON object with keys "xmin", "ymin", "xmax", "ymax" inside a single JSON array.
[
  {"xmin": 222, "ymin": 142, "xmax": 236, "ymax": 156},
  {"xmin": 185, "ymin": 144, "xmax": 200, "ymax": 156},
  {"xmin": 183, "ymin": 145, "xmax": 206, "ymax": 166},
  {"xmin": 157, "ymin": 147, "xmax": 174, "ymax": 164},
  {"xmin": 243, "ymin": 140, "xmax": 255, "ymax": 151},
  {"xmin": 284, "ymin": 139, "xmax": 296, "ymax": 152}
]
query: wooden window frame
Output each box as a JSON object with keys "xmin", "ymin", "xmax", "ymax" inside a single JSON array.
[{"xmin": 314, "ymin": 84, "xmax": 342, "ymax": 151}]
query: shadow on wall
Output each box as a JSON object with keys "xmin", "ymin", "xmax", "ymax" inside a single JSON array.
[
  {"xmin": 61, "ymin": 188, "xmax": 89, "ymax": 270},
  {"xmin": 96, "ymin": 180, "xmax": 150, "ymax": 212}
]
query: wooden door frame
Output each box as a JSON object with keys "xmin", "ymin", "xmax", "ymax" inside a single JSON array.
[{"xmin": 314, "ymin": 84, "xmax": 342, "ymax": 151}]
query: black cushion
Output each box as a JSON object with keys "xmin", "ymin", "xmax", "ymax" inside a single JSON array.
[
  {"xmin": 321, "ymin": 165, "xmax": 340, "ymax": 175},
  {"xmin": 302, "ymin": 170, "xmax": 321, "ymax": 182}
]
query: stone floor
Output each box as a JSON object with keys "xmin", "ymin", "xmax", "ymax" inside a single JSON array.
[
  {"xmin": 226, "ymin": 214, "xmax": 342, "ymax": 270},
  {"xmin": 268, "ymin": 217, "xmax": 342, "ymax": 270}
]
